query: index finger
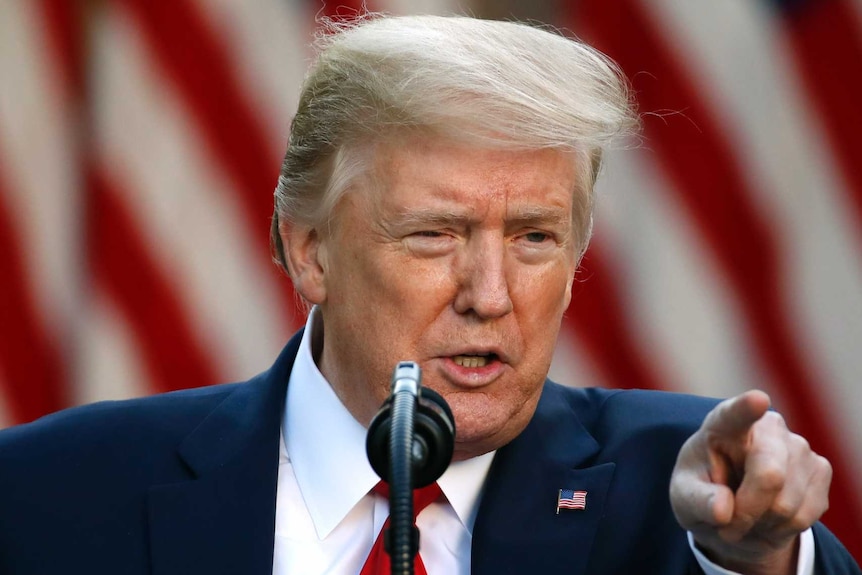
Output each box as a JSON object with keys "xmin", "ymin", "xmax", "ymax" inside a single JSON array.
[{"xmin": 703, "ymin": 390, "xmax": 772, "ymax": 440}]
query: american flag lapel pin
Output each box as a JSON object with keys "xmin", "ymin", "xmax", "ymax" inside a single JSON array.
[{"xmin": 556, "ymin": 488, "xmax": 587, "ymax": 514}]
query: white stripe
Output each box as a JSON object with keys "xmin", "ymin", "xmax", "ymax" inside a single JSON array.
[
  {"xmin": 76, "ymin": 292, "xmax": 151, "ymax": 404},
  {"xmin": 91, "ymin": 5, "xmax": 291, "ymax": 384},
  {"xmin": 550, "ymin": 322, "xmax": 606, "ymax": 389},
  {"xmin": 196, "ymin": 0, "xmax": 464, "ymax": 165},
  {"xmin": 594, "ymin": 148, "xmax": 762, "ymax": 400},
  {"xmin": 0, "ymin": 2, "xmax": 80, "ymax": 345},
  {"xmin": 191, "ymin": 0, "xmax": 314, "ymax": 156},
  {"xmin": 647, "ymin": 0, "xmax": 862, "ymax": 478},
  {"xmin": 377, "ymin": 0, "xmax": 462, "ymax": 15}
]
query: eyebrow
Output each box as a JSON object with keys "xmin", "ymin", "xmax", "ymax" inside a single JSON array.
[
  {"xmin": 505, "ymin": 206, "xmax": 570, "ymax": 227},
  {"xmin": 391, "ymin": 205, "xmax": 571, "ymax": 228},
  {"xmin": 391, "ymin": 208, "xmax": 473, "ymax": 227}
]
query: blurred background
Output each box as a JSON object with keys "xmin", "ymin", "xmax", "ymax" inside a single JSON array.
[{"xmin": 1, "ymin": 0, "xmax": 860, "ymax": 560}]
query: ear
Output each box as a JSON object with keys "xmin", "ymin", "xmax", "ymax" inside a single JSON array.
[
  {"xmin": 562, "ymin": 250, "xmax": 581, "ymax": 311},
  {"xmin": 562, "ymin": 267, "xmax": 575, "ymax": 311},
  {"xmin": 279, "ymin": 218, "xmax": 328, "ymax": 305}
]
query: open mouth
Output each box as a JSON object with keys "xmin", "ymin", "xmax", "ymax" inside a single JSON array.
[{"xmin": 452, "ymin": 354, "xmax": 498, "ymax": 368}]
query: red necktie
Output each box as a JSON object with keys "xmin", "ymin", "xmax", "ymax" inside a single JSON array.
[{"xmin": 359, "ymin": 481, "xmax": 443, "ymax": 575}]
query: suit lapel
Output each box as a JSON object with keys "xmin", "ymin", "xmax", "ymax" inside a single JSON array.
[
  {"xmin": 472, "ymin": 383, "xmax": 616, "ymax": 575},
  {"xmin": 147, "ymin": 332, "xmax": 302, "ymax": 575}
]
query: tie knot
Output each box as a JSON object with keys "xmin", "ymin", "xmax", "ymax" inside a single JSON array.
[{"xmin": 373, "ymin": 481, "xmax": 443, "ymax": 516}]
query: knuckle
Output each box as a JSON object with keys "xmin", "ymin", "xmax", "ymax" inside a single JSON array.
[
  {"xmin": 817, "ymin": 455, "xmax": 833, "ymax": 480},
  {"xmin": 770, "ymin": 496, "xmax": 797, "ymax": 521},
  {"xmin": 813, "ymin": 457, "xmax": 834, "ymax": 498},
  {"xmin": 761, "ymin": 410, "xmax": 787, "ymax": 430},
  {"xmin": 789, "ymin": 433, "xmax": 810, "ymax": 454},
  {"xmin": 786, "ymin": 513, "xmax": 812, "ymax": 534},
  {"xmin": 757, "ymin": 463, "xmax": 786, "ymax": 491}
]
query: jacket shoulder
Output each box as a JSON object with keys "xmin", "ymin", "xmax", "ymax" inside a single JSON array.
[
  {"xmin": 550, "ymin": 383, "xmax": 720, "ymax": 439},
  {"xmin": 0, "ymin": 381, "xmax": 243, "ymax": 456},
  {"xmin": 813, "ymin": 523, "xmax": 862, "ymax": 574},
  {"xmin": 0, "ymin": 376, "xmax": 277, "ymax": 498}
]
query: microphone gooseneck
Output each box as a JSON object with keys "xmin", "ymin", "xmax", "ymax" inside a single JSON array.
[
  {"xmin": 365, "ymin": 361, "xmax": 456, "ymax": 575},
  {"xmin": 389, "ymin": 369, "xmax": 418, "ymax": 575}
]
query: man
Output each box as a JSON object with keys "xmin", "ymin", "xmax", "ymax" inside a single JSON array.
[{"xmin": 0, "ymin": 14, "xmax": 858, "ymax": 575}]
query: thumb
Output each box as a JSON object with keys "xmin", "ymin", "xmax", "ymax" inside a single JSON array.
[{"xmin": 671, "ymin": 466, "xmax": 736, "ymax": 530}]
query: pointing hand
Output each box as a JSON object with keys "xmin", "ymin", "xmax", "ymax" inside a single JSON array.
[{"xmin": 670, "ymin": 391, "xmax": 832, "ymax": 575}]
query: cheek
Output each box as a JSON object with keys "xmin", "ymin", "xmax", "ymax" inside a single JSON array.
[
  {"xmin": 369, "ymin": 255, "xmax": 460, "ymax": 318},
  {"xmin": 510, "ymin": 264, "xmax": 572, "ymax": 360},
  {"xmin": 326, "ymin": 242, "xmax": 392, "ymax": 307},
  {"xmin": 511, "ymin": 262, "xmax": 573, "ymax": 316},
  {"xmin": 329, "ymin": 247, "xmax": 457, "ymax": 357}
]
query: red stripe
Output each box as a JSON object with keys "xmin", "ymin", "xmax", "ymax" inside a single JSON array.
[
  {"xmin": 565, "ymin": 246, "xmax": 664, "ymax": 391},
  {"xmin": 571, "ymin": 0, "xmax": 862, "ymax": 556},
  {"xmin": 780, "ymin": 0, "xmax": 862, "ymax": 245},
  {"xmin": 37, "ymin": 0, "xmax": 84, "ymax": 101},
  {"xmin": 88, "ymin": 167, "xmax": 219, "ymax": 394},
  {"xmin": 118, "ymin": 0, "xmax": 300, "ymax": 330},
  {"xmin": 0, "ymin": 157, "xmax": 68, "ymax": 423},
  {"xmin": 0, "ymin": 0, "xmax": 85, "ymax": 423},
  {"xmin": 320, "ymin": 1, "xmax": 368, "ymax": 18}
]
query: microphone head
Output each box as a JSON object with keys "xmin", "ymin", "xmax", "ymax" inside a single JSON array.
[
  {"xmin": 416, "ymin": 387, "xmax": 455, "ymax": 446},
  {"xmin": 366, "ymin": 383, "xmax": 456, "ymax": 487},
  {"xmin": 391, "ymin": 361, "xmax": 422, "ymax": 393},
  {"xmin": 413, "ymin": 387, "xmax": 456, "ymax": 486}
]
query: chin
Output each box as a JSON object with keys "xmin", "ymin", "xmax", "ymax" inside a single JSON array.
[
  {"xmin": 451, "ymin": 391, "xmax": 533, "ymax": 434},
  {"xmin": 451, "ymin": 418, "xmax": 519, "ymax": 460}
]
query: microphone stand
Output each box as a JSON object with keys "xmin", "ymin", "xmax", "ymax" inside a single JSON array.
[
  {"xmin": 388, "ymin": 368, "xmax": 419, "ymax": 575},
  {"xmin": 366, "ymin": 362, "xmax": 456, "ymax": 575}
]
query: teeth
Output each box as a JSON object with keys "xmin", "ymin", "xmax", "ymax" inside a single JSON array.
[{"xmin": 453, "ymin": 355, "xmax": 489, "ymax": 368}]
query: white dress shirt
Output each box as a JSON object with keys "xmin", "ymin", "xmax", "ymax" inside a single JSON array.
[{"xmin": 272, "ymin": 309, "xmax": 814, "ymax": 575}]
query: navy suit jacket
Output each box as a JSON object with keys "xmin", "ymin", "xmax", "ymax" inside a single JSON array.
[{"xmin": 0, "ymin": 331, "xmax": 858, "ymax": 574}]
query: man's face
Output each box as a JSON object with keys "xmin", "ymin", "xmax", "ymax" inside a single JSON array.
[{"xmin": 303, "ymin": 134, "xmax": 580, "ymax": 460}]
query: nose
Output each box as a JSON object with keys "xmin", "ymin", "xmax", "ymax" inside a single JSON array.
[{"xmin": 453, "ymin": 235, "xmax": 514, "ymax": 319}]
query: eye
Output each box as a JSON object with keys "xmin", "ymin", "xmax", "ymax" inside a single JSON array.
[
  {"xmin": 404, "ymin": 229, "xmax": 457, "ymax": 257},
  {"xmin": 523, "ymin": 231, "xmax": 551, "ymax": 243}
]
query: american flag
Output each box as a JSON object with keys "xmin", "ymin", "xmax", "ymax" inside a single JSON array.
[
  {"xmin": 0, "ymin": 0, "xmax": 859, "ymax": 561},
  {"xmin": 558, "ymin": 489, "xmax": 588, "ymax": 513}
]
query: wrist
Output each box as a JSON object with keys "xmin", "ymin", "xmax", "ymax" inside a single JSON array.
[{"xmin": 693, "ymin": 535, "xmax": 799, "ymax": 575}]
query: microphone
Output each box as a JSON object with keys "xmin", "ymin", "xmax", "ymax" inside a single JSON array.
[
  {"xmin": 366, "ymin": 362, "xmax": 455, "ymax": 487},
  {"xmin": 365, "ymin": 362, "xmax": 455, "ymax": 575}
]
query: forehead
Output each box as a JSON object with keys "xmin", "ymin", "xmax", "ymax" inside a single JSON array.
[{"xmin": 368, "ymin": 134, "xmax": 580, "ymax": 215}]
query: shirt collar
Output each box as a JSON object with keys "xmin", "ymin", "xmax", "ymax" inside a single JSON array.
[{"xmin": 284, "ymin": 307, "xmax": 495, "ymax": 539}]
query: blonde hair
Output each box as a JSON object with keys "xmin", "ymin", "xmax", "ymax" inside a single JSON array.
[{"xmin": 272, "ymin": 14, "xmax": 638, "ymax": 269}]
